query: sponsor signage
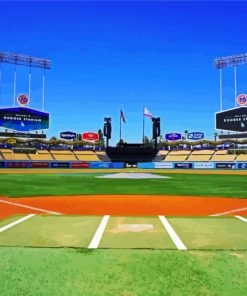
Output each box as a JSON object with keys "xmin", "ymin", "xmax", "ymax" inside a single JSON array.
[
  {"xmin": 17, "ymin": 94, "xmax": 29, "ymax": 106},
  {"xmin": 238, "ymin": 163, "xmax": 247, "ymax": 169},
  {"xmin": 82, "ymin": 132, "xmax": 99, "ymax": 142},
  {"xmin": 0, "ymin": 132, "xmax": 46, "ymax": 139},
  {"xmin": 71, "ymin": 162, "xmax": 89, "ymax": 168},
  {"xmin": 0, "ymin": 162, "xmax": 5, "ymax": 168},
  {"xmin": 187, "ymin": 132, "xmax": 204, "ymax": 140},
  {"xmin": 51, "ymin": 162, "xmax": 70, "ymax": 168},
  {"xmin": 165, "ymin": 133, "xmax": 182, "ymax": 141},
  {"xmin": 174, "ymin": 162, "xmax": 193, "ymax": 169},
  {"xmin": 7, "ymin": 161, "xmax": 28, "ymax": 168},
  {"xmin": 174, "ymin": 163, "xmax": 193, "ymax": 169},
  {"xmin": 194, "ymin": 162, "xmax": 214, "ymax": 169},
  {"xmin": 0, "ymin": 107, "xmax": 49, "ymax": 132},
  {"xmin": 215, "ymin": 163, "xmax": 235, "ymax": 169},
  {"xmin": 215, "ymin": 107, "xmax": 247, "ymax": 132},
  {"xmin": 30, "ymin": 162, "xmax": 49, "ymax": 168},
  {"xmin": 236, "ymin": 94, "xmax": 247, "ymax": 106},
  {"xmin": 60, "ymin": 131, "xmax": 77, "ymax": 140},
  {"xmin": 89, "ymin": 162, "xmax": 111, "ymax": 169},
  {"xmin": 7, "ymin": 138, "xmax": 17, "ymax": 144},
  {"xmin": 154, "ymin": 162, "xmax": 173, "ymax": 169}
]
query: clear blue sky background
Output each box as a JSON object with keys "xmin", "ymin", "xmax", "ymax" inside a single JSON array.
[{"xmin": 1, "ymin": 1, "xmax": 247, "ymax": 144}]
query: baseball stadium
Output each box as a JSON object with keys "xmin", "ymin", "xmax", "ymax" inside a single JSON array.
[{"xmin": 1, "ymin": 2, "xmax": 247, "ymax": 296}]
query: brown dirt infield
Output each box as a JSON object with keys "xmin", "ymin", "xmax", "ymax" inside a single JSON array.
[{"xmin": 1, "ymin": 195, "xmax": 247, "ymax": 219}]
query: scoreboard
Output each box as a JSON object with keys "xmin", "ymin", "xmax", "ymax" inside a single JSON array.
[
  {"xmin": 215, "ymin": 107, "xmax": 247, "ymax": 132},
  {"xmin": 0, "ymin": 107, "xmax": 49, "ymax": 132}
]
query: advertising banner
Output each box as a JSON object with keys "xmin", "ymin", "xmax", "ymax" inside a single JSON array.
[
  {"xmin": 71, "ymin": 162, "xmax": 89, "ymax": 168},
  {"xmin": 7, "ymin": 162, "xmax": 28, "ymax": 168},
  {"xmin": 194, "ymin": 162, "xmax": 214, "ymax": 169},
  {"xmin": 0, "ymin": 162, "xmax": 5, "ymax": 168},
  {"xmin": 238, "ymin": 163, "xmax": 247, "ymax": 169},
  {"xmin": 0, "ymin": 107, "xmax": 49, "ymax": 132},
  {"xmin": 236, "ymin": 94, "xmax": 247, "ymax": 106},
  {"xmin": 51, "ymin": 162, "xmax": 70, "ymax": 168},
  {"xmin": 215, "ymin": 163, "xmax": 235, "ymax": 169},
  {"xmin": 30, "ymin": 162, "xmax": 49, "ymax": 168},
  {"xmin": 82, "ymin": 132, "xmax": 99, "ymax": 141},
  {"xmin": 187, "ymin": 132, "xmax": 204, "ymax": 140},
  {"xmin": 174, "ymin": 163, "xmax": 193, "ymax": 169},
  {"xmin": 89, "ymin": 162, "xmax": 111, "ymax": 169},
  {"xmin": 60, "ymin": 131, "xmax": 77, "ymax": 140},
  {"xmin": 165, "ymin": 133, "xmax": 182, "ymax": 141},
  {"xmin": 111, "ymin": 162, "xmax": 125, "ymax": 169},
  {"xmin": 154, "ymin": 162, "xmax": 173, "ymax": 169},
  {"xmin": 137, "ymin": 163, "xmax": 155, "ymax": 169}
]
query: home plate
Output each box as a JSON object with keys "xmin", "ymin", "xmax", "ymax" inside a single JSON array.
[
  {"xmin": 112, "ymin": 224, "xmax": 154, "ymax": 233},
  {"xmin": 96, "ymin": 173, "xmax": 170, "ymax": 179}
]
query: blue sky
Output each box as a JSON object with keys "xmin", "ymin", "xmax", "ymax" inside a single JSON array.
[{"xmin": 1, "ymin": 1, "xmax": 247, "ymax": 144}]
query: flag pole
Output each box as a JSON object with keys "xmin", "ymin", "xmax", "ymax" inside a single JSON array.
[
  {"xmin": 142, "ymin": 106, "xmax": 145, "ymax": 144},
  {"xmin": 119, "ymin": 111, "xmax": 122, "ymax": 142}
]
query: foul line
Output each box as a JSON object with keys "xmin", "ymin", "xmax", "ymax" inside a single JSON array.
[
  {"xmin": 210, "ymin": 206, "xmax": 247, "ymax": 217},
  {"xmin": 0, "ymin": 214, "xmax": 36, "ymax": 233},
  {"xmin": 235, "ymin": 215, "xmax": 247, "ymax": 223},
  {"xmin": 0, "ymin": 199, "xmax": 62, "ymax": 215},
  {"xmin": 159, "ymin": 215, "xmax": 187, "ymax": 251},
  {"xmin": 88, "ymin": 215, "xmax": 110, "ymax": 249}
]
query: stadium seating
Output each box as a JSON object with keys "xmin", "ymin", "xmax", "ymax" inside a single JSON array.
[
  {"xmin": 2, "ymin": 152, "xmax": 29, "ymax": 160},
  {"xmin": 163, "ymin": 150, "xmax": 191, "ymax": 162},
  {"xmin": 50, "ymin": 150, "xmax": 77, "ymax": 161},
  {"xmin": 187, "ymin": 155, "xmax": 212, "ymax": 162},
  {"xmin": 210, "ymin": 154, "xmax": 237, "ymax": 162},
  {"xmin": 163, "ymin": 155, "xmax": 189, "ymax": 162},
  {"xmin": 168, "ymin": 150, "xmax": 191, "ymax": 155},
  {"xmin": 158, "ymin": 150, "xmax": 170, "ymax": 156},
  {"xmin": 236, "ymin": 154, "xmax": 247, "ymax": 161},
  {"xmin": 191, "ymin": 150, "xmax": 215, "ymax": 155},
  {"xmin": 215, "ymin": 150, "xmax": 228, "ymax": 155}
]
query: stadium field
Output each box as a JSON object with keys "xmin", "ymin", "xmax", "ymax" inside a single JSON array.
[{"xmin": 1, "ymin": 169, "xmax": 247, "ymax": 295}]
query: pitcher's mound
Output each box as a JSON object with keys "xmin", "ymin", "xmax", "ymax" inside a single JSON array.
[{"xmin": 97, "ymin": 173, "xmax": 170, "ymax": 179}]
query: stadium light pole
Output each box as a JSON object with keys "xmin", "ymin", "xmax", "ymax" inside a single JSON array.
[
  {"xmin": 13, "ymin": 63, "xmax": 16, "ymax": 106},
  {"xmin": 42, "ymin": 68, "xmax": 45, "ymax": 111},
  {"xmin": 28, "ymin": 65, "xmax": 31, "ymax": 106},
  {"xmin": 219, "ymin": 68, "xmax": 223, "ymax": 111},
  {"xmin": 0, "ymin": 51, "xmax": 51, "ymax": 110},
  {"xmin": 0, "ymin": 62, "xmax": 2, "ymax": 104},
  {"xmin": 214, "ymin": 53, "xmax": 247, "ymax": 110},
  {"xmin": 234, "ymin": 65, "xmax": 237, "ymax": 107}
]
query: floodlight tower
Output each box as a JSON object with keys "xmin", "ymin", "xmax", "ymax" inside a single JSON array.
[
  {"xmin": 214, "ymin": 53, "xmax": 247, "ymax": 110},
  {"xmin": 0, "ymin": 51, "xmax": 51, "ymax": 110}
]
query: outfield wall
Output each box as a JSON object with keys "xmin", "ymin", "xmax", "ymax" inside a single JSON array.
[
  {"xmin": 0, "ymin": 160, "xmax": 247, "ymax": 169},
  {"xmin": 138, "ymin": 162, "xmax": 247, "ymax": 170}
]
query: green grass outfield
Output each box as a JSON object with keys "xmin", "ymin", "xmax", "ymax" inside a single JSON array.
[
  {"xmin": 0, "ymin": 172, "xmax": 246, "ymax": 197},
  {"xmin": 1, "ymin": 171, "xmax": 247, "ymax": 295},
  {"xmin": 1, "ymin": 247, "xmax": 247, "ymax": 296}
]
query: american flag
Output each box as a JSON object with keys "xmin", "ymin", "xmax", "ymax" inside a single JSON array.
[{"xmin": 120, "ymin": 110, "xmax": 126, "ymax": 123}]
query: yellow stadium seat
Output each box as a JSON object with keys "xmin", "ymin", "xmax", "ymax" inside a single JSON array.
[{"xmin": 210, "ymin": 155, "xmax": 237, "ymax": 162}]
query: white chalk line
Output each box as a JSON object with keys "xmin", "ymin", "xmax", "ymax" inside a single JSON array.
[
  {"xmin": 210, "ymin": 206, "xmax": 247, "ymax": 217},
  {"xmin": 88, "ymin": 215, "xmax": 110, "ymax": 249},
  {"xmin": 0, "ymin": 214, "xmax": 36, "ymax": 233},
  {"xmin": 159, "ymin": 215, "xmax": 187, "ymax": 251},
  {"xmin": 235, "ymin": 215, "xmax": 247, "ymax": 223},
  {"xmin": 0, "ymin": 199, "xmax": 62, "ymax": 215}
]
